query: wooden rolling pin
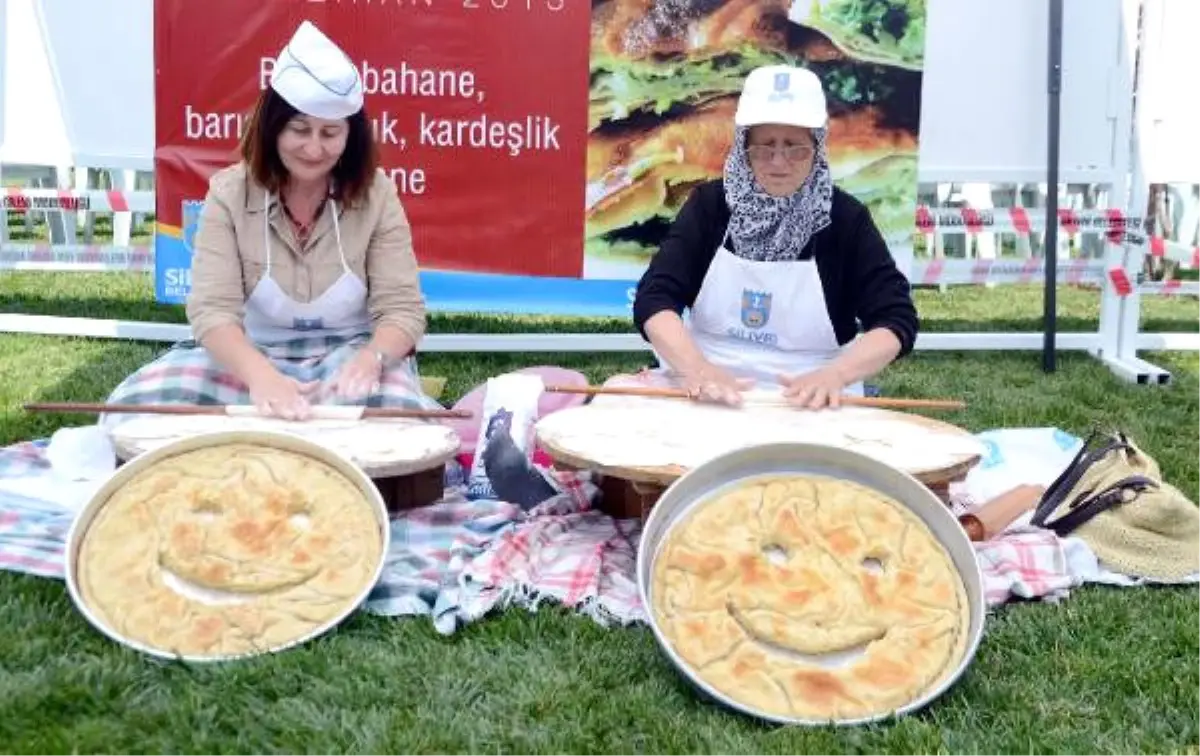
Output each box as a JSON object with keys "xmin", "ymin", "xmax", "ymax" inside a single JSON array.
[
  {"xmin": 543, "ymin": 384, "xmax": 966, "ymax": 411},
  {"xmin": 23, "ymin": 402, "xmax": 472, "ymax": 420},
  {"xmin": 958, "ymin": 485, "xmax": 1045, "ymax": 541}
]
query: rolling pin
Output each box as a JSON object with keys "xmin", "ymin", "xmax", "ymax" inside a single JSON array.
[{"xmin": 959, "ymin": 485, "xmax": 1046, "ymax": 541}]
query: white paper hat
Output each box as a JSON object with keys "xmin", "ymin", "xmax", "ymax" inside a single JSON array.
[
  {"xmin": 735, "ymin": 65, "xmax": 827, "ymax": 129},
  {"xmin": 270, "ymin": 21, "xmax": 364, "ymax": 120}
]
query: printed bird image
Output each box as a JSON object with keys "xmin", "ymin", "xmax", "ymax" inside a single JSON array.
[{"xmin": 480, "ymin": 408, "xmax": 559, "ymax": 510}]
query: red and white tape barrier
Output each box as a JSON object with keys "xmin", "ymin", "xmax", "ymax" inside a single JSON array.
[
  {"xmin": 1146, "ymin": 235, "xmax": 1200, "ymax": 269},
  {"xmin": 1135, "ymin": 279, "xmax": 1200, "ymax": 297},
  {"xmin": 0, "ymin": 244, "xmax": 153, "ymax": 271},
  {"xmin": 2, "ymin": 188, "xmax": 155, "ymax": 214},
  {"xmin": 2, "ymin": 197, "xmax": 1194, "ymax": 295},
  {"xmin": 915, "ymin": 206, "xmax": 1142, "ymax": 237},
  {"xmin": 916, "ymin": 206, "xmax": 1196, "ymax": 269},
  {"xmin": 911, "ymin": 258, "xmax": 1104, "ymax": 286}
]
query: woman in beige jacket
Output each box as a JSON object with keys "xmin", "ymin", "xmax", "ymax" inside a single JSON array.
[{"xmin": 105, "ymin": 21, "xmax": 440, "ymax": 420}]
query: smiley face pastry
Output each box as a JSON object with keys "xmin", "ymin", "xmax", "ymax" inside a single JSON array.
[
  {"xmin": 75, "ymin": 443, "xmax": 383, "ymax": 659},
  {"xmin": 651, "ymin": 474, "xmax": 971, "ymax": 722}
]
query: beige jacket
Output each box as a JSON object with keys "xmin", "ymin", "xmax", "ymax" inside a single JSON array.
[{"xmin": 185, "ymin": 163, "xmax": 426, "ymax": 346}]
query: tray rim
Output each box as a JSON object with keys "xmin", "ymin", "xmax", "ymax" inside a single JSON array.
[
  {"xmin": 64, "ymin": 428, "xmax": 392, "ymax": 663},
  {"xmin": 635, "ymin": 440, "xmax": 987, "ymax": 727},
  {"xmin": 536, "ymin": 402, "xmax": 983, "ymax": 488}
]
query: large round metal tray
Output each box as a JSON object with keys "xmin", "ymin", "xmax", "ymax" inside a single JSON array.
[
  {"xmin": 64, "ymin": 429, "xmax": 391, "ymax": 663},
  {"xmin": 637, "ymin": 442, "xmax": 986, "ymax": 726}
]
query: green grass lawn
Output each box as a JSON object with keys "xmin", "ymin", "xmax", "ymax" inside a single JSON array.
[{"xmin": 0, "ymin": 271, "xmax": 1197, "ymax": 754}]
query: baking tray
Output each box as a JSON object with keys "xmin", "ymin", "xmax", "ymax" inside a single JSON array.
[
  {"xmin": 64, "ymin": 429, "xmax": 392, "ymax": 663},
  {"xmin": 637, "ymin": 441, "xmax": 986, "ymax": 726}
]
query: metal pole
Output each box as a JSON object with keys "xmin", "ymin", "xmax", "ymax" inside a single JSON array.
[{"xmin": 1043, "ymin": 0, "xmax": 1064, "ymax": 372}]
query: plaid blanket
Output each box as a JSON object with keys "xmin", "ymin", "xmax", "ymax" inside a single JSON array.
[
  {"xmin": 974, "ymin": 527, "xmax": 1080, "ymax": 605},
  {"xmin": 0, "ymin": 438, "xmax": 605, "ymax": 634},
  {"xmin": 372, "ymin": 468, "xmax": 600, "ymax": 633},
  {"xmin": 102, "ymin": 333, "xmax": 441, "ymax": 428},
  {"xmin": 452, "ymin": 490, "xmax": 1085, "ymax": 625},
  {"xmin": 0, "ymin": 426, "xmax": 1171, "ymax": 635},
  {"xmin": 462, "ymin": 507, "xmax": 645, "ymax": 626}
]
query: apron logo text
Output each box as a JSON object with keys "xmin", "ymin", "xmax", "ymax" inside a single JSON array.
[
  {"xmin": 740, "ymin": 289, "xmax": 772, "ymax": 329},
  {"xmin": 726, "ymin": 327, "xmax": 778, "ymax": 345},
  {"xmin": 292, "ymin": 317, "xmax": 326, "ymax": 331}
]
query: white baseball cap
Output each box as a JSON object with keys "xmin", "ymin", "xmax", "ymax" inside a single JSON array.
[
  {"xmin": 734, "ymin": 65, "xmax": 828, "ymax": 129},
  {"xmin": 270, "ymin": 21, "xmax": 364, "ymax": 120}
]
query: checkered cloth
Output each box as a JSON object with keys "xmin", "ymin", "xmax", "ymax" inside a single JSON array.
[
  {"xmin": 0, "ymin": 440, "xmax": 70, "ymax": 578},
  {"xmin": 102, "ymin": 333, "xmax": 442, "ymax": 428},
  {"xmin": 0, "ymin": 426, "xmax": 1132, "ymax": 632},
  {"xmin": 0, "ymin": 502, "xmax": 73, "ymax": 579},
  {"xmin": 455, "ymin": 493, "xmax": 1080, "ymax": 624},
  {"xmin": 371, "ymin": 468, "xmax": 600, "ymax": 633},
  {"xmin": 0, "ymin": 440, "xmax": 50, "ymax": 477},
  {"xmin": 457, "ymin": 471, "xmax": 645, "ymax": 625},
  {"xmin": 973, "ymin": 527, "xmax": 1079, "ymax": 605},
  {"xmin": 0, "ymin": 438, "xmax": 609, "ymax": 634},
  {"xmin": 948, "ymin": 492, "xmax": 1079, "ymax": 606},
  {"xmin": 365, "ymin": 490, "xmax": 523, "ymax": 632}
]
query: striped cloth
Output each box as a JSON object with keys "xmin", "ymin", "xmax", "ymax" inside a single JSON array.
[
  {"xmin": 461, "ymin": 501, "xmax": 645, "ymax": 626},
  {"xmin": 102, "ymin": 333, "xmax": 442, "ymax": 427},
  {"xmin": 0, "ymin": 441, "xmax": 69, "ymax": 577},
  {"xmin": 0, "ymin": 423, "xmax": 1129, "ymax": 634},
  {"xmin": 973, "ymin": 528, "xmax": 1080, "ymax": 605},
  {"xmin": 454, "ymin": 490, "xmax": 1084, "ymax": 627},
  {"xmin": 0, "ymin": 438, "xmax": 602, "ymax": 633}
]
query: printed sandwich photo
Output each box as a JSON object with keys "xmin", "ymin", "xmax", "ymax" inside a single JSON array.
[{"xmin": 583, "ymin": 0, "xmax": 925, "ymax": 279}]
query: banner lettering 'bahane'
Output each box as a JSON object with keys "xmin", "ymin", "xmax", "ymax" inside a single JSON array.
[{"xmin": 154, "ymin": 0, "xmax": 926, "ymax": 316}]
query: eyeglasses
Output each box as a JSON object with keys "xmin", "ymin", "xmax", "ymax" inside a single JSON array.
[{"xmin": 747, "ymin": 144, "xmax": 815, "ymax": 164}]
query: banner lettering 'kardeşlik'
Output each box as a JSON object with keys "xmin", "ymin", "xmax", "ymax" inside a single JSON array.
[{"xmin": 154, "ymin": 0, "xmax": 927, "ymax": 316}]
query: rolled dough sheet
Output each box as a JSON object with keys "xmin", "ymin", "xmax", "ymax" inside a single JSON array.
[
  {"xmin": 535, "ymin": 396, "xmax": 985, "ymax": 474},
  {"xmin": 111, "ymin": 415, "xmax": 461, "ymax": 471}
]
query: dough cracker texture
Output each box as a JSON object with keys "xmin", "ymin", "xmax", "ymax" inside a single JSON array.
[
  {"xmin": 651, "ymin": 474, "xmax": 971, "ymax": 721},
  {"xmin": 76, "ymin": 443, "xmax": 382, "ymax": 658}
]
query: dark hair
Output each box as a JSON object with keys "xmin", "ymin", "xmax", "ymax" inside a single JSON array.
[{"xmin": 239, "ymin": 87, "xmax": 378, "ymax": 206}]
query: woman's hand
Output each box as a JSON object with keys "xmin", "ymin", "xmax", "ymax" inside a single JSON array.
[
  {"xmin": 247, "ymin": 367, "xmax": 319, "ymax": 420},
  {"xmin": 780, "ymin": 366, "xmax": 848, "ymax": 409},
  {"xmin": 679, "ymin": 362, "xmax": 754, "ymax": 406},
  {"xmin": 331, "ymin": 348, "xmax": 383, "ymax": 400}
]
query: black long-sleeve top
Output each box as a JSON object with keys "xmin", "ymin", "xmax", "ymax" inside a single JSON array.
[{"xmin": 632, "ymin": 179, "xmax": 919, "ymax": 357}]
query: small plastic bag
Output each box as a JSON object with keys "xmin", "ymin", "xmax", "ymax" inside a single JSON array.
[{"xmin": 45, "ymin": 425, "xmax": 116, "ymax": 482}]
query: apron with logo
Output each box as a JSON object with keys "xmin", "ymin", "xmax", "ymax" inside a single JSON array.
[
  {"xmin": 242, "ymin": 190, "xmax": 372, "ymax": 346},
  {"xmin": 660, "ymin": 235, "xmax": 864, "ymax": 395}
]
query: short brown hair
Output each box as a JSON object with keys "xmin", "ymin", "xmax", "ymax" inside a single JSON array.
[{"xmin": 239, "ymin": 87, "xmax": 379, "ymax": 206}]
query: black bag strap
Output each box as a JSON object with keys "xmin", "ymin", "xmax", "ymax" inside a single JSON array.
[
  {"xmin": 1036, "ymin": 474, "xmax": 1158, "ymax": 536},
  {"xmin": 1031, "ymin": 428, "xmax": 1135, "ymax": 532}
]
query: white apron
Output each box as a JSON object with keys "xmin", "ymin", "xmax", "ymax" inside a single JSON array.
[
  {"xmin": 660, "ymin": 237, "xmax": 864, "ymax": 395},
  {"xmin": 242, "ymin": 190, "xmax": 372, "ymax": 345}
]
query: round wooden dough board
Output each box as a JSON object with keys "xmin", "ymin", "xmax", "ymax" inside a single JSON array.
[
  {"xmin": 108, "ymin": 414, "xmax": 461, "ymax": 479},
  {"xmin": 535, "ymin": 399, "xmax": 983, "ymax": 489}
]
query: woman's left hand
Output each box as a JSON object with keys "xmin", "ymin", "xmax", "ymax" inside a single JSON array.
[
  {"xmin": 780, "ymin": 366, "xmax": 848, "ymax": 409},
  {"xmin": 333, "ymin": 348, "xmax": 384, "ymax": 399}
]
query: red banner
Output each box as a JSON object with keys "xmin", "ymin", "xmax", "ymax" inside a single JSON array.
[{"xmin": 154, "ymin": 0, "xmax": 590, "ymax": 278}]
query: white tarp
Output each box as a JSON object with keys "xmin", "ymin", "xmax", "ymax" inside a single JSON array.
[
  {"xmin": 0, "ymin": 0, "xmax": 71, "ymax": 167},
  {"xmin": 1137, "ymin": 0, "xmax": 1200, "ymax": 183},
  {"xmin": 34, "ymin": 0, "xmax": 154, "ymax": 169},
  {"xmin": 0, "ymin": 0, "xmax": 153, "ymax": 169},
  {"xmin": 0, "ymin": 0, "xmax": 1162, "ymax": 184},
  {"xmin": 917, "ymin": 0, "xmax": 1133, "ymax": 185},
  {"xmin": 0, "ymin": 0, "xmax": 6, "ymax": 156}
]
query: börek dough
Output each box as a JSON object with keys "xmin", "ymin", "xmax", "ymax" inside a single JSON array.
[
  {"xmin": 651, "ymin": 474, "xmax": 970, "ymax": 721},
  {"xmin": 75, "ymin": 443, "xmax": 382, "ymax": 658}
]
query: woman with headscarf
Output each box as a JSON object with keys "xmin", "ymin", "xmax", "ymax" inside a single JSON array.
[
  {"xmin": 631, "ymin": 65, "xmax": 918, "ymax": 410},
  {"xmin": 102, "ymin": 20, "xmax": 442, "ymax": 423}
]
